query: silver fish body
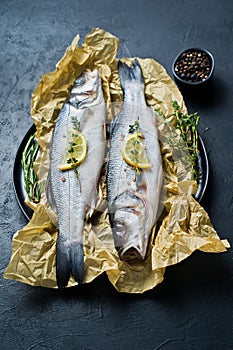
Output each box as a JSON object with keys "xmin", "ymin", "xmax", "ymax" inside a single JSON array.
[
  {"xmin": 107, "ymin": 59, "xmax": 163, "ymax": 261},
  {"xmin": 47, "ymin": 69, "xmax": 106, "ymax": 288}
]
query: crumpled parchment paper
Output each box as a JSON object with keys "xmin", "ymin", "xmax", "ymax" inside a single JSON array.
[{"xmin": 4, "ymin": 28, "xmax": 230, "ymax": 293}]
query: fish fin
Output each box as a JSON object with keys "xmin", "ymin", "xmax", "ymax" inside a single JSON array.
[
  {"xmin": 86, "ymin": 193, "xmax": 97, "ymax": 218},
  {"xmin": 109, "ymin": 118, "xmax": 115, "ymax": 136},
  {"xmin": 56, "ymin": 237, "xmax": 71, "ymax": 289},
  {"xmin": 46, "ymin": 168, "xmax": 57, "ymax": 213},
  {"xmin": 118, "ymin": 58, "xmax": 143, "ymax": 92},
  {"xmin": 109, "ymin": 116, "xmax": 120, "ymax": 136},
  {"xmin": 70, "ymin": 243, "xmax": 84, "ymax": 285}
]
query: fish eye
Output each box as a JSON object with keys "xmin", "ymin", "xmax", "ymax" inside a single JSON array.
[
  {"xmin": 114, "ymin": 222, "xmax": 126, "ymax": 237},
  {"xmin": 75, "ymin": 76, "xmax": 85, "ymax": 86}
]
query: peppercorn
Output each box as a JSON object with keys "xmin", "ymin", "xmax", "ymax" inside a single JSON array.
[{"xmin": 174, "ymin": 50, "xmax": 212, "ymax": 83}]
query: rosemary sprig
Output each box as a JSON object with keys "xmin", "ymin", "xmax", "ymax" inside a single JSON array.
[
  {"xmin": 156, "ymin": 101, "xmax": 200, "ymax": 180},
  {"xmin": 21, "ymin": 134, "xmax": 41, "ymax": 203}
]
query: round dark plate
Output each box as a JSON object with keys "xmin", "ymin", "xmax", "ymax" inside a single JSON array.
[
  {"xmin": 13, "ymin": 124, "xmax": 36, "ymax": 220},
  {"xmin": 195, "ymin": 136, "xmax": 209, "ymax": 202},
  {"xmin": 13, "ymin": 125, "xmax": 209, "ymax": 221}
]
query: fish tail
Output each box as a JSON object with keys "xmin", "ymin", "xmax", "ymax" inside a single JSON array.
[
  {"xmin": 56, "ymin": 237, "xmax": 71, "ymax": 289},
  {"xmin": 70, "ymin": 242, "xmax": 84, "ymax": 285},
  {"xmin": 56, "ymin": 238, "xmax": 84, "ymax": 289},
  {"xmin": 118, "ymin": 58, "xmax": 144, "ymax": 91}
]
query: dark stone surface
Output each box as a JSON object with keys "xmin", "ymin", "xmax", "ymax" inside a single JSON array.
[{"xmin": 0, "ymin": 0, "xmax": 232, "ymax": 349}]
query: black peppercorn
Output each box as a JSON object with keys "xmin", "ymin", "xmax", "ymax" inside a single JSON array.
[{"xmin": 173, "ymin": 49, "xmax": 213, "ymax": 84}]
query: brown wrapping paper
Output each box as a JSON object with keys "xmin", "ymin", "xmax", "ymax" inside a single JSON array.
[{"xmin": 4, "ymin": 28, "xmax": 230, "ymax": 293}]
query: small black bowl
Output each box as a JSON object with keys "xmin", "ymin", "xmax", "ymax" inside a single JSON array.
[{"xmin": 172, "ymin": 48, "xmax": 215, "ymax": 86}]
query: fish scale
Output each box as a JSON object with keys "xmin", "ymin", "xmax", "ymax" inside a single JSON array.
[
  {"xmin": 47, "ymin": 69, "xmax": 106, "ymax": 289},
  {"xmin": 107, "ymin": 59, "xmax": 163, "ymax": 261}
]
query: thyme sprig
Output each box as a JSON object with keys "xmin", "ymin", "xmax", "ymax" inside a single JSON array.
[
  {"xmin": 21, "ymin": 134, "xmax": 41, "ymax": 203},
  {"xmin": 128, "ymin": 119, "xmax": 140, "ymax": 134},
  {"xmin": 67, "ymin": 116, "xmax": 82, "ymax": 190},
  {"xmin": 71, "ymin": 115, "xmax": 81, "ymax": 131},
  {"xmin": 156, "ymin": 101, "xmax": 200, "ymax": 180},
  {"xmin": 128, "ymin": 118, "xmax": 146, "ymax": 174}
]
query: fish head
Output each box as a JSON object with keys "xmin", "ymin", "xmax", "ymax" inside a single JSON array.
[
  {"xmin": 69, "ymin": 69, "xmax": 100, "ymax": 107},
  {"xmin": 110, "ymin": 191, "xmax": 149, "ymax": 261}
]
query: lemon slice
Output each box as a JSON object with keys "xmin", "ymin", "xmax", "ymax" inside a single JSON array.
[
  {"xmin": 57, "ymin": 129, "xmax": 87, "ymax": 171},
  {"xmin": 122, "ymin": 132, "xmax": 151, "ymax": 169}
]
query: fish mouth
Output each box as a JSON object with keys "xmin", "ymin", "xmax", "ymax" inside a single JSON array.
[
  {"xmin": 75, "ymin": 90, "xmax": 95, "ymax": 97},
  {"xmin": 69, "ymin": 90, "xmax": 97, "ymax": 108},
  {"xmin": 70, "ymin": 89, "xmax": 96, "ymax": 99},
  {"xmin": 118, "ymin": 245, "xmax": 144, "ymax": 261}
]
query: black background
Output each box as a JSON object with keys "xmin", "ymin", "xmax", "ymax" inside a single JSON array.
[{"xmin": 0, "ymin": 0, "xmax": 232, "ymax": 349}]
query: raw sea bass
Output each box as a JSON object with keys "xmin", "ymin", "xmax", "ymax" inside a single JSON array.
[
  {"xmin": 47, "ymin": 69, "xmax": 106, "ymax": 289},
  {"xmin": 107, "ymin": 59, "xmax": 163, "ymax": 261}
]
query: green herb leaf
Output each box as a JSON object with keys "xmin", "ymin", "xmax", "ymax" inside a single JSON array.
[
  {"xmin": 128, "ymin": 119, "xmax": 140, "ymax": 134},
  {"xmin": 71, "ymin": 116, "xmax": 81, "ymax": 131},
  {"xmin": 157, "ymin": 101, "xmax": 200, "ymax": 180},
  {"xmin": 21, "ymin": 133, "xmax": 41, "ymax": 203}
]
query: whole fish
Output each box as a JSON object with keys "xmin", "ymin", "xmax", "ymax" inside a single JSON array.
[
  {"xmin": 47, "ymin": 69, "xmax": 106, "ymax": 289},
  {"xmin": 107, "ymin": 59, "xmax": 163, "ymax": 261}
]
